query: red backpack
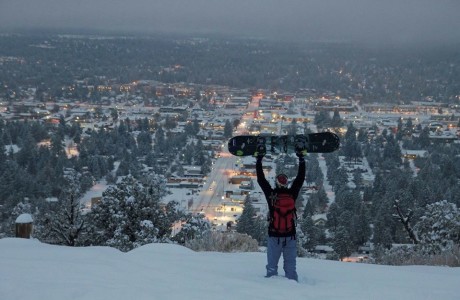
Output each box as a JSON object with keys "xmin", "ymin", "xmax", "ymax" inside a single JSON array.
[{"xmin": 269, "ymin": 192, "xmax": 297, "ymax": 236}]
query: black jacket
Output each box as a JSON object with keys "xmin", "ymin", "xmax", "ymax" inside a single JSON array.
[{"xmin": 256, "ymin": 157, "xmax": 306, "ymax": 237}]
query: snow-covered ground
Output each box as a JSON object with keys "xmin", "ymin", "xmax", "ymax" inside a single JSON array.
[{"xmin": 1, "ymin": 238, "xmax": 459, "ymax": 300}]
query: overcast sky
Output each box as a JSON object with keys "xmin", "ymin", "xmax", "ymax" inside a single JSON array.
[{"xmin": 1, "ymin": 0, "xmax": 459, "ymax": 45}]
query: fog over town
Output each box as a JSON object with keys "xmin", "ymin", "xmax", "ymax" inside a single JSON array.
[{"xmin": 2, "ymin": 0, "xmax": 460, "ymax": 46}]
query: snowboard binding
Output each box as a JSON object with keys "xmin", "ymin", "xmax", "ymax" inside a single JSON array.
[
  {"xmin": 294, "ymin": 136, "xmax": 308, "ymax": 157},
  {"xmin": 255, "ymin": 136, "xmax": 266, "ymax": 157}
]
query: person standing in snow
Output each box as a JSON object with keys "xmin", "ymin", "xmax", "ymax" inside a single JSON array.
[{"xmin": 255, "ymin": 146, "xmax": 306, "ymax": 282}]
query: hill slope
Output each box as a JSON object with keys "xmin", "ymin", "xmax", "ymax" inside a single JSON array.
[{"xmin": 1, "ymin": 238, "xmax": 459, "ymax": 300}]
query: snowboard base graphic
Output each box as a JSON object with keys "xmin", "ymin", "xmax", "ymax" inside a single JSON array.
[{"xmin": 227, "ymin": 132, "xmax": 340, "ymax": 156}]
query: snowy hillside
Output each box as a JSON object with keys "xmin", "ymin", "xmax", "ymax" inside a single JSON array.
[{"xmin": 1, "ymin": 238, "xmax": 459, "ymax": 300}]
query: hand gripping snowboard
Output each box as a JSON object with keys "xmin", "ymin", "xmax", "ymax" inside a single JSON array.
[{"xmin": 227, "ymin": 132, "xmax": 340, "ymax": 156}]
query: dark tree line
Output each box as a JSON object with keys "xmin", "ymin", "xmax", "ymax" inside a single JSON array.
[{"xmin": 2, "ymin": 34, "xmax": 459, "ymax": 106}]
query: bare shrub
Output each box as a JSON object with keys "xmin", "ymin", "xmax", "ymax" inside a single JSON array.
[
  {"xmin": 426, "ymin": 245, "xmax": 460, "ymax": 267},
  {"xmin": 185, "ymin": 231, "xmax": 259, "ymax": 252},
  {"xmin": 374, "ymin": 244, "xmax": 460, "ymax": 267}
]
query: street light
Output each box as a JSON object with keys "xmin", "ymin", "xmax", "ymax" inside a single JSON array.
[{"xmin": 222, "ymin": 200, "xmax": 226, "ymax": 230}]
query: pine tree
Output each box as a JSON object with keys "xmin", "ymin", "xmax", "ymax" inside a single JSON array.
[
  {"xmin": 0, "ymin": 133, "xmax": 6, "ymax": 167},
  {"xmin": 372, "ymin": 209, "xmax": 394, "ymax": 249},
  {"xmin": 353, "ymin": 169, "xmax": 364, "ymax": 190},
  {"xmin": 50, "ymin": 132, "xmax": 66, "ymax": 159},
  {"xmin": 332, "ymin": 226, "xmax": 354, "ymax": 260},
  {"xmin": 303, "ymin": 197, "xmax": 315, "ymax": 217},
  {"xmin": 305, "ymin": 155, "xmax": 322, "ymax": 187},
  {"xmin": 326, "ymin": 202, "xmax": 341, "ymax": 232},
  {"xmin": 331, "ymin": 168, "xmax": 348, "ymax": 193},
  {"xmin": 193, "ymin": 140, "xmax": 206, "ymax": 165},
  {"xmin": 154, "ymin": 126, "xmax": 165, "ymax": 153},
  {"xmin": 414, "ymin": 200, "xmax": 460, "ymax": 254},
  {"xmin": 136, "ymin": 131, "xmax": 152, "ymax": 155},
  {"xmin": 343, "ymin": 123, "xmax": 362, "ymax": 162},
  {"xmin": 87, "ymin": 174, "xmax": 179, "ymax": 252},
  {"xmin": 174, "ymin": 214, "xmax": 211, "ymax": 244},
  {"xmin": 314, "ymin": 111, "xmax": 331, "ymax": 128},
  {"xmin": 316, "ymin": 186, "xmax": 329, "ymax": 213},
  {"xmin": 192, "ymin": 119, "xmax": 200, "ymax": 135},
  {"xmin": 405, "ymin": 117, "xmax": 414, "ymax": 135},
  {"xmin": 416, "ymin": 127, "xmax": 431, "ymax": 148},
  {"xmin": 224, "ymin": 120, "xmax": 233, "ymax": 138},
  {"xmin": 382, "ymin": 134, "xmax": 402, "ymax": 167},
  {"xmin": 396, "ymin": 117, "xmax": 404, "ymax": 140},
  {"xmin": 299, "ymin": 213, "xmax": 321, "ymax": 251},
  {"xmin": 236, "ymin": 197, "xmax": 259, "ymax": 239},
  {"xmin": 331, "ymin": 109, "xmax": 342, "ymax": 128},
  {"xmin": 350, "ymin": 203, "xmax": 371, "ymax": 246}
]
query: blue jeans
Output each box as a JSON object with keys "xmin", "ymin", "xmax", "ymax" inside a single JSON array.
[{"xmin": 266, "ymin": 236, "xmax": 298, "ymax": 281}]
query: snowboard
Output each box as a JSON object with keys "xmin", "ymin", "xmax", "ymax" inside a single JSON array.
[{"xmin": 227, "ymin": 132, "xmax": 340, "ymax": 156}]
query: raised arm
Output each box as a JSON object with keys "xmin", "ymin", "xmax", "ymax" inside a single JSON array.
[
  {"xmin": 256, "ymin": 157, "xmax": 272, "ymax": 195},
  {"xmin": 290, "ymin": 156, "xmax": 306, "ymax": 199}
]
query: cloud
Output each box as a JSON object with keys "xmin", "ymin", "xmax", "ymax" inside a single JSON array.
[{"xmin": 1, "ymin": 0, "xmax": 459, "ymax": 45}]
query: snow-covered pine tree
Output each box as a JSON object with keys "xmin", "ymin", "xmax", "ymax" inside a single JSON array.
[
  {"xmin": 173, "ymin": 213, "xmax": 211, "ymax": 245},
  {"xmin": 236, "ymin": 197, "xmax": 257, "ymax": 235},
  {"xmin": 305, "ymin": 154, "xmax": 322, "ymax": 187},
  {"xmin": 414, "ymin": 200, "xmax": 460, "ymax": 254},
  {"xmin": 87, "ymin": 174, "xmax": 180, "ymax": 252},
  {"xmin": 236, "ymin": 197, "xmax": 266, "ymax": 244},
  {"xmin": 298, "ymin": 213, "xmax": 321, "ymax": 252}
]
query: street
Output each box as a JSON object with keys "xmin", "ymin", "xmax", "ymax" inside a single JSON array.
[{"xmin": 194, "ymin": 147, "xmax": 238, "ymax": 228}]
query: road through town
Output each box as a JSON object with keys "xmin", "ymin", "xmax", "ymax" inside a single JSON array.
[
  {"xmin": 194, "ymin": 150, "xmax": 237, "ymax": 221},
  {"xmin": 194, "ymin": 96, "xmax": 259, "ymax": 227}
]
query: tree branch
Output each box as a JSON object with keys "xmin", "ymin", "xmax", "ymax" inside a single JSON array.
[{"xmin": 393, "ymin": 199, "xmax": 419, "ymax": 244}]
